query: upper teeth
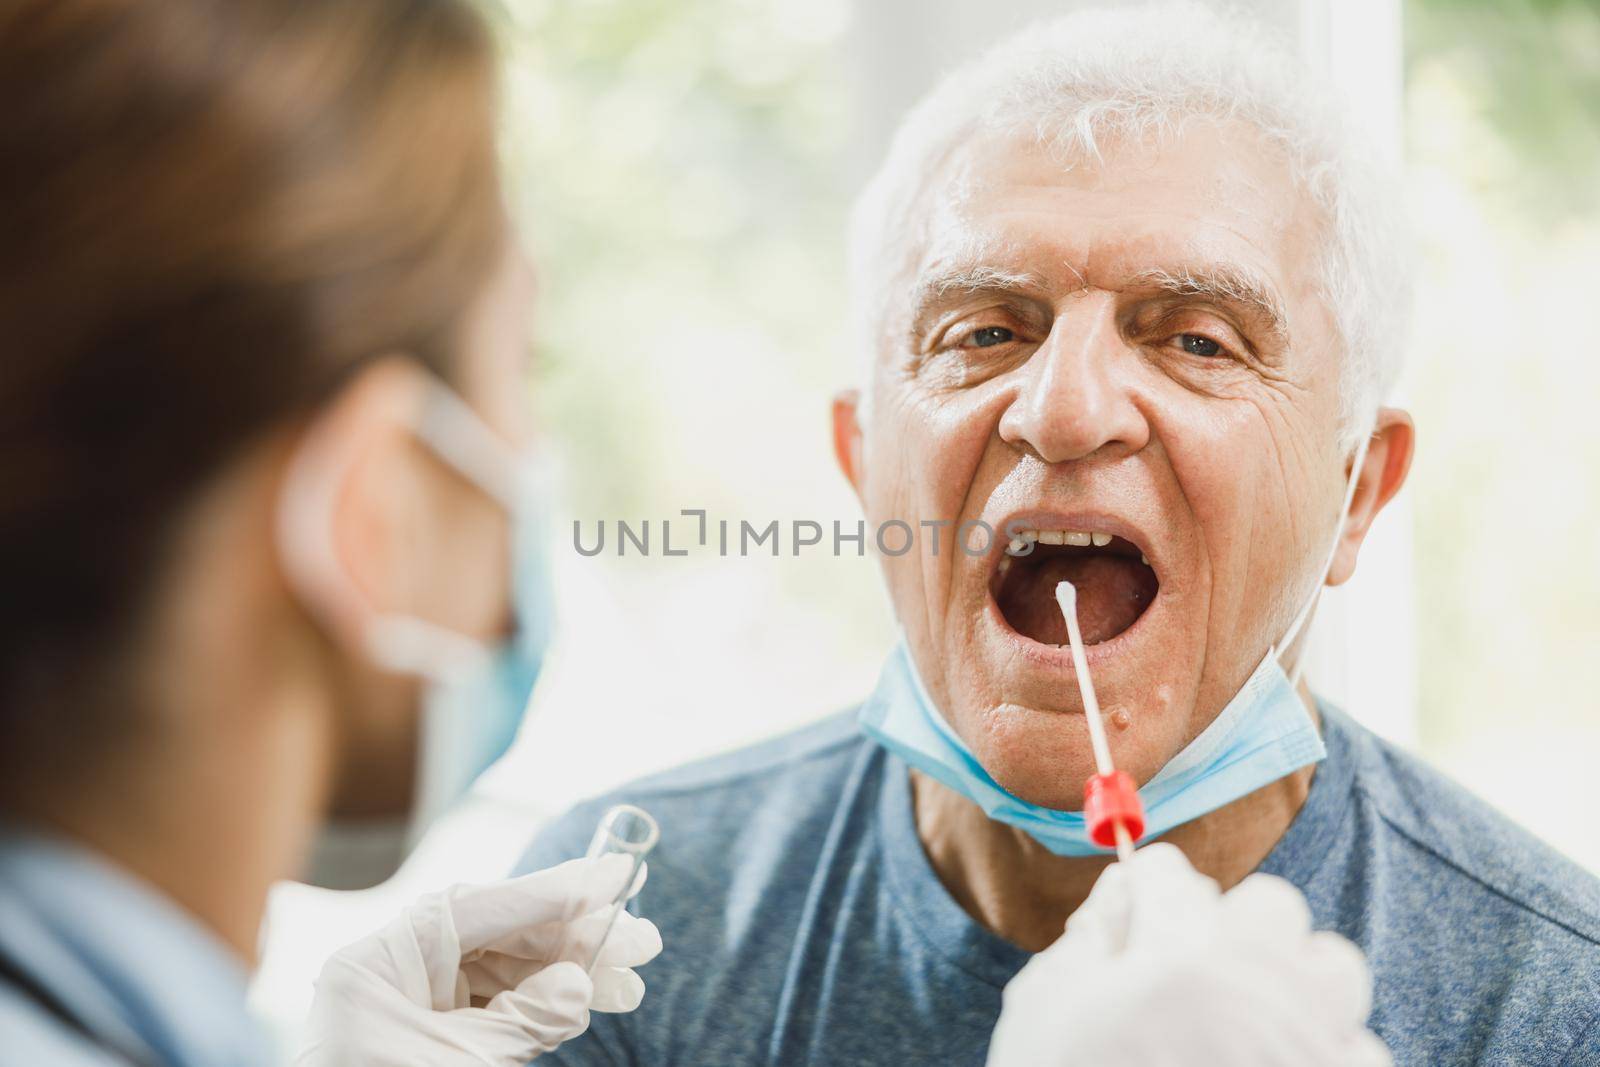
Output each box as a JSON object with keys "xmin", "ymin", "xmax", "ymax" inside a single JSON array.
[{"xmin": 1006, "ymin": 528, "xmax": 1118, "ymax": 555}]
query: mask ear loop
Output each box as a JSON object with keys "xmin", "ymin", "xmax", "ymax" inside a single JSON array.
[
  {"xmin": 412, "ymin": 379, "xmax": 523, "ymax": 513},
  {"xmin": 367, "ymin": 380, "xmax": 535, "ymax": 679},
  {"xmin": 276, "ymin": 374, "xmax": 524, "ymax": 684},
  {"xmin": 1276, "ymin": 429, "xmax": 1374, "ymax": 688}
]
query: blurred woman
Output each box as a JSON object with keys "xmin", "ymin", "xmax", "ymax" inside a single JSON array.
[{"xmin": 0, "ymin": 2, "xmax": 657, "ymax": 1064}]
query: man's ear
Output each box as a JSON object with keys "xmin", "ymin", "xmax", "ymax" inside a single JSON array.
[
  {"xmin": 1328, "ymin": 406, "xmax": 1414, "ymax": 586},
  {"xmin": 832, "ymin": 389, "xmax": 866, "ymax": 499},
  {"xmin": 276, "ymin": 357, "xmax": 432, "ymax": 658}
]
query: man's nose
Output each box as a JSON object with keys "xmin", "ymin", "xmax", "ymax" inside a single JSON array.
[{"xmin": 997, "ymin": 297, "xmax": 1150, "ymax": 465}]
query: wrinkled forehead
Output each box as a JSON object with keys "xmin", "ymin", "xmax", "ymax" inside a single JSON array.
[{"xmin": 898, "ymin": 121, "xmax": 1328, "ymax": 332}]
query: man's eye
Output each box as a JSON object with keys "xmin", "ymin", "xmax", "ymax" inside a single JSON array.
[
  {"xmin": 1178, "ymin": 333, "xmax": 1223, "ymax": 358},
  {"xmin": 966, "ymin": 326, "xmax": 1014, "ymax": 348}
]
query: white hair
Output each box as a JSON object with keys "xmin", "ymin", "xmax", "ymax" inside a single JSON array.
[{"xmin": 848, "ymin": 2, "xmax": 1411, "ymax": 449}]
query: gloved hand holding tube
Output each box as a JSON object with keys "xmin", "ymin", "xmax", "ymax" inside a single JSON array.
[
  {"xmin": 296, "ymin": 854, "xmax": 662, "ymax": 1067},
  {"xmin": 986, "ymin": 842, "xmax": 1392, "ymax": 1067}
]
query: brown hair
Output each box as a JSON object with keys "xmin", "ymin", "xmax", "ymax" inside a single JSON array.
[{"xmin": 0, "ymin": 0, "xmax": 505, "ymax": 753}]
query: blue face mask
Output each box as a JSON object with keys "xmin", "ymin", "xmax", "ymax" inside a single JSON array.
[
  {"xmin": 860, "ymin": 639, "xmax": 1324, "ymax": 856},
  {"xmin": 294, "ymin": 379, "xmax": 553, "ymax": 889},
  {"xmin": 860, "ymin": 436, "xmax": 1370, "ymax": 856}
]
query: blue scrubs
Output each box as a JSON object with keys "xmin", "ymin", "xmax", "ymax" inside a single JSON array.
[{"xmin": 0, "ymin": 830, "xmax": 271, "ymax": 1067}]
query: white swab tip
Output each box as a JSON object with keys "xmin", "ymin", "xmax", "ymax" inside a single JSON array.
[{"xmin": 1054, "ymin": 580, "xmax": 1077, "ymax": 611}]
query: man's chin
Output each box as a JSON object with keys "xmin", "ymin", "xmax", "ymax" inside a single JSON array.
[
  {"xmin": 967, "ymin": 704, "xmax": 1111, "ymax": 812},
  {"xmin": 965, "ymin": 699, "xmax": 1190, "ymax": 808}
]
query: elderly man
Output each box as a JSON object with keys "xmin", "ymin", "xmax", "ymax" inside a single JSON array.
[{"xmin": 519, "ymin": 6, "xmax": 1600, "ymax": 1065}]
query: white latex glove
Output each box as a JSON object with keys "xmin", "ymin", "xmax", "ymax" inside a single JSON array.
[
  {"xmin": 297, "ymin": 854, "xmax": 661, "ymax": 1067},
  {"xmin": 987, "ymin": 843, "xmax": 1391, "ymax": 1067}
]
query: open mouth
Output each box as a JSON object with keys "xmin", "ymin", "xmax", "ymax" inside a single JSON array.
[{"xmin": 991, "ymin": 526, "xmax": 1160, "ymax": 647}]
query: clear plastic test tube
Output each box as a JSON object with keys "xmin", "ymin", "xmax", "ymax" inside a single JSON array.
[{"xmin": 572, "ymin": 804, "xmax": 659, "ymax": 972}]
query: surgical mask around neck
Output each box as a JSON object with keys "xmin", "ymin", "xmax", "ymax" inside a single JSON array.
[
  {"xmin": 286, "ymin": 378, "xmax": 553, "ymax": 890},
  {"xmin": 860, "ymin": 434, "xmax": 1371, "ymax": 855}
]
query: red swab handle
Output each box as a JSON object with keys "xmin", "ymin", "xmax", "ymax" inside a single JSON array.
[{"xmin": 1084, "ymin": 769, "xmax": 1145, "ymax": 849}]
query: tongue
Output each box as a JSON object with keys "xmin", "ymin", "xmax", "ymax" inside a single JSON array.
[{"xmin": 999, "ymin": 553, "xmax": 1156, "ymax": 646}]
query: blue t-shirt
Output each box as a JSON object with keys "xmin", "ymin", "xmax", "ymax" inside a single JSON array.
[{"xmin": 516, "ymin": 705, "xmax": 1600, "ymax": 1065}]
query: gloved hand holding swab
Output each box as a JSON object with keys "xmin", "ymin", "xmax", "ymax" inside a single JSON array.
[{"xmin": 1055, "ymin": 580, "xmax": 1145, "ymax": 862}]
